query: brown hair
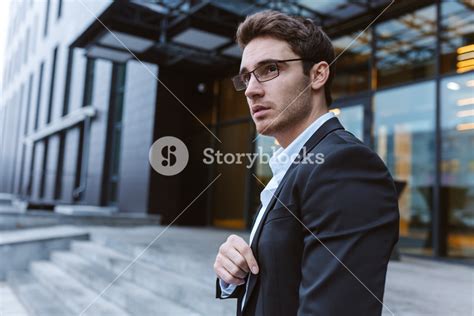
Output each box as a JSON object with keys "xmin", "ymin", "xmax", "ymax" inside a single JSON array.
[{"xmin": 236, "ymin": 10, "xmax": 335, "ymax": 106}]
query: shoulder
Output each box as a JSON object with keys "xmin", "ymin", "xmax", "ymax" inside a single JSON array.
[
  {"xmin": 299, "ymin": 129, "xmax": 386, "ymax": 174},
  {"xmin": 292, "ymin": 130, "xmax": 393, "ymax": 194}
]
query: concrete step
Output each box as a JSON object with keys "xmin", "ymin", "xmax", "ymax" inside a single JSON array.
[
  {"xmin": 0, "ymin": 193, "xmax": 14, "ymax": 204},
  {"xmin": 50, "ymin": 250, "xmax": 200, "ymax": 316},
  {"xmin": 0, "ymin": 281, "xmax": 29, "ymax": 315},
  {"xmin": 29, "ymin": 261, "xmax": 129, "ymax": 316},
  {"xmin": 70, "ymin": 240, "xmax": 234, "ymax": 315},
  {"xmin": 0, "ymin": 225, "xmax": 89, "ymax": 281},
  {"xmin": 7, "ymin": 270, "xmax": 74, "ymax": 316},
  {"xmin": 0, "ymin": 210, "xmax": 161, "ymax": 230},
  {"xmin": 96, "ymin": 237, "xmax": 216, "ymax": 283},
  {"xmin": 55, "ymin": 204, "xmax": 118, "ymax": 215}
]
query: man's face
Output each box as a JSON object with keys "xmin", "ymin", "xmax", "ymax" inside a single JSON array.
[{"xmin": 240, "ymin": 36, "xmax": 312, "ymax": 136}]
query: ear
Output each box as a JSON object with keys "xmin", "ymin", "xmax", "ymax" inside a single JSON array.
[{"xmin": 309, "ymin": 61, "xmax": 330, "ymax": 91}]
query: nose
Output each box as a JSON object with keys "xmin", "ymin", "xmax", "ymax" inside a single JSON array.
[{"xmin": 244, "ymin": 74, "xmax": 265, "ymax": 100}]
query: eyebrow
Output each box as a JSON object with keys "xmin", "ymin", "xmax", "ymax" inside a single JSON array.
[{"xmin": 239, "ymin": 59, "xmax": 278, "ymax": 75}]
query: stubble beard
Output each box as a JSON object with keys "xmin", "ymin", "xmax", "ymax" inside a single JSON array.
[{"xmin": 256, "ymin": 80, "xmax": 312, "ymax": 137}]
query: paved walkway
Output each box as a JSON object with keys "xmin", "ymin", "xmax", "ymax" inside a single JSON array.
[
  {"xmin": 86, "ymin": 226, "xmax": 473, "ymax": 316},
  {"xmin": 0, "ymin": 224, "xmax": 472, "ymax": 315}
]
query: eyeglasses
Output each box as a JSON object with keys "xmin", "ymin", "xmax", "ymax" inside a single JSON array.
[{"xmin": 231, "ymin": 58, "xmax": 311, "ymax": 91}]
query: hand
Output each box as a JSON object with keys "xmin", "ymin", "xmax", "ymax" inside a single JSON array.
[{"xmin": 214, "ymin": 234, "xmax": 259, "ymax": 286}]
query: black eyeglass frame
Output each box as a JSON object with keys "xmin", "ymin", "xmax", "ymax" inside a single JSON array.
[{"xmin": 231, "ymin": 58, "xmax": 315, "ymax": 91}]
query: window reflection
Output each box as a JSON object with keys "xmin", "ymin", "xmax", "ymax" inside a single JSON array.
[
  {"xmin": 441, "ymin": 72, "xmax": 474, "ymax": 258},
  {"xmin": 374, "ymin": 81, "xmax": 436, "ymax": 255},
  {"xmin": 376, "ymin": 5, "xmax": 436, "ymax": 88},
  {"xmin": 330, "ymin": 105, "xmax": 364, "ymax": 141},
  {"xmin": 218, "ymin": 78, "xmax": 249, "ymax": 121},
  {"xmin": 440, "ymin": 0, "xmax": 474, "ymax": 74},
  {"xmin": 332, "ymin": 32, "xmax": 371, "ymax": 99},
  {"xmin": 213, "ymin": 122, "xmax": 252, "ymax": 229}
]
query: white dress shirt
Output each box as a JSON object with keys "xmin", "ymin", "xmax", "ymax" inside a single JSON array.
[{"xmin": 219, "ymin": 112, "xmax": 336, "ymax": 305}]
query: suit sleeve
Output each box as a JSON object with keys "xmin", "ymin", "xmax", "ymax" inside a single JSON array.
[
  {"xmin": 215, "ymin": 278, "xmax": 245, "ymax": 299},
  {"xmin": 297, "ymin": 144, "xmax": 399, "ymax": 316}
]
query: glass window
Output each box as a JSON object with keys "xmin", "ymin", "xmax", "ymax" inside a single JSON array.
[
  {"xmin": 57, "ymin": 0, "xmax": 63, "ymax": 19},
  {"xmin": 44, "ymin": 0, "xmax": 50, "ymax": 37},
  {"xmin": 374, "ymin": 80, "xmax": 436, "ymax": 256},
  {"xmin": 34, "ymin": 62, "xmax": 45, "ymax": 130},
  {"xmin": 330, "ymin": 105, "xmax": 364, "ymax": 141},
  {"xmin": 46, "ymin": 46, "xmax": 58, "ymax": 123},
  {"xmin": 212, "ymin": 122, "xmax": 252, "ymax": 229},
  {"xmin": 104, "ymin": 63, "xmax": 126, "ymax": 205},
  {"xmin": 62, "ymin": 48, "xmax": 74, "ymax": 116},
  {"xmin": 440, "ymin": 0, "xmax": 474, "ymax": 74},
  {"xmin": 441, "ymin": 72, "xmax": 474, "ymax": 258},
  {"xmin": 217, "ymin": 78, "xmax": 249, "ymax": 122},
  {"xmin": 375, "ymin": 5, "xmax": 436, "ymax": 88},
  {"xmin": 332, "ymin": 31, "xmax": 371, "ymax": 99},
  {"xmin": 82, "ymin": 58, "xmax": 95, "ymax": 107}
]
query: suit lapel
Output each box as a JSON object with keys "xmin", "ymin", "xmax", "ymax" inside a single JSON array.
[{"xmin": 241, "ymin": 117, "xmax": 344, "ymax": 312}]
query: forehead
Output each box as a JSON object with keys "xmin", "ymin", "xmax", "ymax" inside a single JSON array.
[{"xmin": 240, "ymin": 37, "xmax": 295, "ymax": 71}]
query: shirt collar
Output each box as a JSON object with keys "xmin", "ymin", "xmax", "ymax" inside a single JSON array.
[{"xmin": 269, "ymin": 111, "xmax": 335, "ymax": 177}]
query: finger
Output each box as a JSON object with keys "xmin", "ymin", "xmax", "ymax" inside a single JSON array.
[
  {"xmin": 234, "ymin": 243, "xmax": 259, "ymax": 274},
  {"xmin": 216, "ymin": 266, "xmax": 246, "ymax": 285},
  {"xmin": 226, "ymin": 247, "xmax": 250, "ymax": 273},
  {"xmin": 226, "ymin": 235, "xmax": 259, "ymax": 274},
  {"xmin": 220, "ymin": 253, "xmax": 248, "ymax": 279}
]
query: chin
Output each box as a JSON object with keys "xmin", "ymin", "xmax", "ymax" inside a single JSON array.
[{"xmin": 255, "ymin": 120, "xmax": 276, "ymax": 136}]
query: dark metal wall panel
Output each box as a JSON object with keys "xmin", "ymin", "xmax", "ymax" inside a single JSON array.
[
  {"xmin": 150, "ymin": 70, "xmax": 214, "ymax": 224},
  {"xmin": 117, "ymin": 61, "xmax": 158, "ymax": 213}
]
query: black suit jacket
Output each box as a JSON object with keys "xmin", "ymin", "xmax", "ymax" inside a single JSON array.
[{"xmin": 216, "ymin": 117, "xmax": 399, "ymax": 316}]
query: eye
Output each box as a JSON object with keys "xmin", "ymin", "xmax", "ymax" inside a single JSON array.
[
  {"xmin": 263, "ymin": 63, "xmax": 278, "ymax": 74},
  {"xmin": 242, "ymin": 73, "xmax": 251, "ymax": 84}
]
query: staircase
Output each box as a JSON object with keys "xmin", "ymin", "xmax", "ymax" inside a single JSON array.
[{"xmin": 7, "ymin": 228, "xmax": 236, "ymax": 316}]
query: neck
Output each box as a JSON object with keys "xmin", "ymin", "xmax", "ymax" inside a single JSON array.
[{"xmin": 275, "ymin": 105, "xmax": 328, "ymax": 148}]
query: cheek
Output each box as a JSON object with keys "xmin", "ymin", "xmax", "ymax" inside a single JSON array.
[
  {"xmin": 266, "ymin": 81, "xmax": 294, "ymax": 107},
  {"xmin": 275, "ymin": 84, "xmax": 303, "ymax": 110}
]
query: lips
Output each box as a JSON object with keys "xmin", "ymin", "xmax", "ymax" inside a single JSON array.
[{"xmin": 251, "ymin": 105, "xmax": 270, "ymax": 116}]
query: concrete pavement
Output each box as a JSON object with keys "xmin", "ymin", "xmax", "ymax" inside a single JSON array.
[{"xmin": 0, "ymin": 224, "xmax": 472, "ymax": 315}]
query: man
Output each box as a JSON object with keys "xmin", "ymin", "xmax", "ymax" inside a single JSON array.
[{"xmin": 213, "ymin": 10, "xmax": 399, "ymax": 316}]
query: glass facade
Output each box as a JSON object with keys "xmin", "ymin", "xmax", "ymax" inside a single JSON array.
[
  {"xmin": 104, "ymin": 63, "xmax": 126, "ymax": 205},
  {"xmin": 209, "ymin": 0, "xmax": 474, "ymax": 259},
  {"xmin": 212, "ymin": 122, "xmax": 253, "ymax": 229},
  {"xmin": 440, "ymin": 1, "xmax": 474, "ymax": 74},
  {"xmin": 331, "ymin": 105, "xmax": 364, "ymax": 142},
  {"xmin": 211, "ymin": 78, "xmax": 253, "ymax": 229},
  {"xmin": 1, "ymin": 0, "xmax": 472, "ymax": 261},
  {"xmin": 440, "ymin": 73, "xmax": 474, "ymax": 258},
  {"xmin": 375, "ymin": 5, "xmax": 436, "ymax": 88},
  {"xmin": 332, "ymin": 31, "xmax": 371, "ymax": 99},
  {"xmin": 374, "ymin": 81, "xmax": 436, "ymax": 256}
]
